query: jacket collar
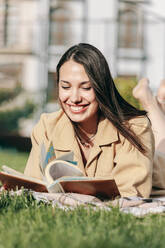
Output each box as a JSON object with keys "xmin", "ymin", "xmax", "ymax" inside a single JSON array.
[
  {"xmin": 51, "ymin": 111, "xmax": 84, "ymax": 172},
  {"xmin": 52, "ymin": 110, "xmax": 119, "ymax": 151},
  {"xmin": 52, "ymin": 111, "xmax": 76, "ymax": 151},
  {"xmin": 94, "ymin": 115, "xmax": 119, "ymax": 146}
]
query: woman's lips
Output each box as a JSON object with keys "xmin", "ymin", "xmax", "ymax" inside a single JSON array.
[{"xmin": 67, "ymin": 104, "xmax": 89, "ymax": 113}]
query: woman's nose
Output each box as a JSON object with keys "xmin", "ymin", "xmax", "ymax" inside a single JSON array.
[{"xmin": 70, "ymin": 89, "xmax": 81, "ymax": 103}]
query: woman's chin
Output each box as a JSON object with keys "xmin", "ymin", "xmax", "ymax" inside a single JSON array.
[{"xmin": 67, "ymin": 114, "xmax": 86, "ymax": 123}]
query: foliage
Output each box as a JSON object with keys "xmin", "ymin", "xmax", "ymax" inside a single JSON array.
[
  {"xmin": 0, "ymin": 83, "xmax": 36, "ymax": 135},
  {"xmin": 114, "ymin": 77, "xmax": 141, "ymax": 109},
  {"xmin": 0, "ymin": 101, "xmax": 36, "ymax": 134},
  {"xmin": 0, "ymin": 85, "xmax": 22, "ymax": 105}
]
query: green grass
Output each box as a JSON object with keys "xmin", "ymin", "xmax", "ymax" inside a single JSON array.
[
  {"xmin": 0, "ymin": 149, "xmax": 165, "ymax": 248},
  {"xmin": 0, "ymin": 193, "xmax": 165, "ymax": 248},
  {"xmin": 0, "ymin": 147, "xmax": 28, "ymax": 172}
]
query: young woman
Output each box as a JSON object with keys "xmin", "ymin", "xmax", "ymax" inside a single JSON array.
[{"xmin": 24, "ymin": 43, "xmax": 154, "ymax": 198}]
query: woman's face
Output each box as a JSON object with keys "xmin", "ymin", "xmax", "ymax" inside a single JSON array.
[{"xmin": 58, "ymin": 60, "xmax": 99, "ymax": 126}]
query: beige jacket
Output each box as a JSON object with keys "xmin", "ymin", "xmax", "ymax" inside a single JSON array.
[{"xmin": 24, "ymin": 109, "xmax": 156, "ymax": 198}]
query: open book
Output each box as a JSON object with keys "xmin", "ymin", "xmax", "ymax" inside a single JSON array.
[{"xmin": 0, "ymin": 143, "xmax": 120, "ymax": 199}]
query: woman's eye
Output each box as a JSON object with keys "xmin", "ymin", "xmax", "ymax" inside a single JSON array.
[
  {"xmin": 61, "ymin": 86, "xmax": 70, "ymax": 89},
  {"xmin": 82, "ymin": 87, "xmax": 91, "ymax": 90}
]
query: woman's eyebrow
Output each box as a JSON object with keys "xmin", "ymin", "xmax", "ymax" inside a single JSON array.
[{"xmin": 60, "ymin": 80, "xmax": 70, "ymax": 84}]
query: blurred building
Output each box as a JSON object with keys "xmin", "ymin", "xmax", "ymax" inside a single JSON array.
[{"xmin": 0, "ymin": 0, "xmax": 165, "ymax": 111}]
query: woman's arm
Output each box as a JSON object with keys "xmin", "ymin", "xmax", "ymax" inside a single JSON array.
[
  {"xmin": 24, "ymin": 113, "xmax": 51, "ymax": 179},
  {"xmin": 112, "ymin": 117, "xmax": 154, "ymax": 198},
  {"xmin": 24, "ymin": 110, "xmax": 64, "ymax": 179}
]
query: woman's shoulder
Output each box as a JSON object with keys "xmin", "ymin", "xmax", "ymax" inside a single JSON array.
[
  {"xmin": 32, "ymin": 109, "xmax": 64, "ymax": 134},
  {"xmin": 118, "ymin": 115, "xmax": 153, "ymax": 149},
  {"xmin": 39, "ymin": 109, "xmax": 64, "ymax": 125},
  {"xmin": 127, "ymin": 115, "xmax": 151, "ymax": 134},
  {"xmin": 128, "ymin": 115, "xmax": 150, "ymax": 125}
]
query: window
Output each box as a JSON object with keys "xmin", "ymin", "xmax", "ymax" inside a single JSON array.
[
  {"xmin": 118, "ymin": 3, "xmax": 144, "ymax": 49},
  {"xmin": 0, "ymin": 0, "xmax": 19, "ymax": 48},
  {"xmin": 50, "ymin": 6, "xmax": 71, "ymax": 46}
]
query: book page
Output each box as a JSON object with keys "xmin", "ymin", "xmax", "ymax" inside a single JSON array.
[
  {"xmin": 45, "ymin": 159, "xmax": 83, "ymax": 184},
  {"xmin": 1, "ymin": 166, "xmax": 45, "ymax": 185},
  {"xmin": 2, "ymin": 165, "xmax": 24, "ymax": 176}
]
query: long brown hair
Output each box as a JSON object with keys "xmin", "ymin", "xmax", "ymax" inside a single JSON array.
[{"xmin": 56, "ymin": 43, "xmax": 148, "ymax": 154}]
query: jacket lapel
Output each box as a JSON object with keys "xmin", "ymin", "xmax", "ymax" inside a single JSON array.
[
  {"xmin": 51, "ymin": 111, "xmax": 85, "ymax": 174},
  {"xmin": 85, "ymin": 117, "xmax": 119, "ymax": 176}
]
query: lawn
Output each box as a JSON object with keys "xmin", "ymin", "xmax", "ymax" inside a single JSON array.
[
  {"xmin": 0, "ymin": 147, "xmax": 28, "ymax": 172},
  {"xmin": 0, "ymin": 148, "xmax": 165, "ymax": 248}
]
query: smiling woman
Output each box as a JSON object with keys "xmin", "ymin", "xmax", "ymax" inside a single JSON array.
[{"xmin": 24, "ymin": 43, "xmax": 155, "ymax": 198}]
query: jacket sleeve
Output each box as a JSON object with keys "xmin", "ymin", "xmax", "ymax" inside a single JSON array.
[
  {"xmin": 24, "ymin": 114, "xmax": 50, "ymax": 180},
  {"xmin": 112, "ymin": 117, "xmax": 154, "ymax": 198}
]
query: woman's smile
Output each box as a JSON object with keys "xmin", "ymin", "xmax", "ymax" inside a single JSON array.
[{"xmin": 67, "ymin": 104, "xmax": 89, "ymax": 113}]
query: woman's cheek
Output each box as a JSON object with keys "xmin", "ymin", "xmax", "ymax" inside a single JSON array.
[
  {"xmin": 59, "ymin": 90, "xmax": 69, "ymax": 101},
  {"xmin": 83, "ymin": 91, "xmax": 96, "ymax": 102}
]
